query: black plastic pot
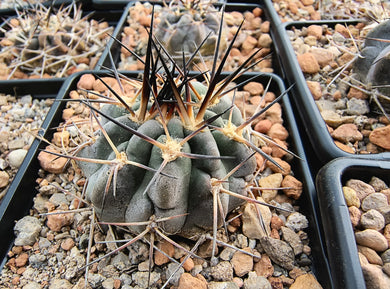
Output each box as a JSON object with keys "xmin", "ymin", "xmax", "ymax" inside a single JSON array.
[
  {"xmin": 98, "ymin": 0, "xmax": 280, "ymax": 70},
  {"xmin": 271, "ymin": 20, "xmax": 390, "ymax": 174},
  {"xmin": 0, "ymin": 77, "xmax": 66, "ymax": 270},
  {"xmin": 0, "ymin": 70, "xmax": 333, "ymax": 288},
  {"xmin": 316, "ymin": 158, "xmax": 390, "ymax": 289}
]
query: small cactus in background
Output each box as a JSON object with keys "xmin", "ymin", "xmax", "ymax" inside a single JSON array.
[
  {"xmin": 353, "ymin": 19, "xmax": 390, "ymax": 115},
  {"xmin": 0, "ymin": 2, "xmax": 113, "ymax": 79},
  {"xmin": 154, "ymin": 0, "xmax": 227, "ymax": 64}
]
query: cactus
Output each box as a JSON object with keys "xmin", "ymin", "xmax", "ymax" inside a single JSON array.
[
  {"xmin": 353, "ymin": 19, "xmax": 390, "ymax": 115},
  {"xmin": 0, "ymin": 2, "xmax": 113, "ymax": 79},
  {"xmin": 154, "ymin": 0, "xmax": 227, "ymax": 64},
  {"xmin": 68, "ymin": 7, "xmax": 282, "ymax": 240}
]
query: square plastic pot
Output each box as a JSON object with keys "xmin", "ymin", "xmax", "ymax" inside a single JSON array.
[
  {"xmin": 98, "ymin": 0, "xmax": 280, "ymax": 71},
  {"xmin": 0, "ymin": 70, "xmax": 333, "ymax": 288},
  {"xmin": 271, "ymin": 20, "xmax": 390, "ymax": 173},
  {"xmin": 316, "ymin": 158, "xmax": 390, "ymax": 289}
]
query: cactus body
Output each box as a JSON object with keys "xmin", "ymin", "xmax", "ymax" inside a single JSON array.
[
  {"xmin": 78, "ymin": 82, "xmax": 256, "ymax": 237},
  {"xmin": 154, "ymin": 1, "xmax": 227, "ymax": 62},
  {"xmin": 354, "ymin": 19, "xmax": 390, "ymax": 110}
]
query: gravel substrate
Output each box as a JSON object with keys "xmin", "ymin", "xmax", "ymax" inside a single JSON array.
[
  {"xmin": 0, "ymin": 94, "xmax": 53, "ymax": 203},
  {"xmin": 343, "ymin": 176, "xmax": 390, "ymax": 288},
  {"xmin": 288, "ymin": 21, "xmax": 390, "ymax": 154}
]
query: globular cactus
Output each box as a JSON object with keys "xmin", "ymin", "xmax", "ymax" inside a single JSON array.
[
  {"xmin": 0, "ymin": 2, "xmax": 113, "ymax": 79},
  {"xmin": 154, "ymin": 0, "xmax": 227, "ymax": 63},
  {"xmin": 353, "ymin": 19, "xmax": 390, "ymax": 114},
  {"xmin": 74, "ymin": 9, "xmax": 276, "ymax": 239}
]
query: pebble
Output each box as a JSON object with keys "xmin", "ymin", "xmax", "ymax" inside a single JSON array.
[
  {"xmin": 178, "ymin": 273, "xmax": 207, "ymax": 289},
  {"xmin": 361, "ymin": 193, "xmax": 388, "ymax": 211},
  {"xmin": 369, "ymin": 125, "xmax": 390, "ymax": 150},
  {"xmin": 230, "ymin": 248, "xmax": 253, "ymax": 277},
  {"xmin": 290, "ymin": 273, "xmax": 323, "ymax": 289},
  {"xmin": 260, "ymin": 237, "xmax": 295, "ymax": 270},
  {"xmin": 297, "ymin": 53, "xmax": 320, "ymax": 74},
  {"xmin": 360, "ymin": 209, "xmax": 385, "ymax": 231},
  {"xmin": 208, "ymin": 281, "xmax": 239, "ymax": 289},
  {"xmin": 358, "ymin": 246, "xmax": 383, "ymax": 266},
  {"xmin": 46, "ymin": 210, "xmax": 74, "ymax": 232},
  {"xmin": 306, "ymin": 80, "xmax": 322, "ymax": 100},
  {"xmin": 281, "ymin": 226, "xmax": 303, "ymax": 256},
  {"xmin": 0, "ymin": 170, "xmax": 10, "ymax": 188},
  {"xmin": 285, "ymin": 212, "xmax": 309, "ymax": 232},
  {"xmin": 242, "ymin": 200, "xmax": 271, "ymax": 239},
  {"xmin": 14, "ymin": 216, "xmax": 41, "ymax": 246},
  {"xmin": 37, "ymin": 146, "xmax": 68, "ymax": 174},
  {"xmin": 254, "ymin": 254, "xmax": 274, "ymax": 278},
  {"xmin": 244, "ymin": 271, "xmax": 271, "ymax": 289},
  {"xmin": 282, "ymin": 175, "xmax": 303, "ymax": 200},
  {"xmin": 355, "ymin": 229, "xmax": 389, "ymax": 252},
  {"xmin": 210, "ymin": 261, "xmax": 234, "ymax": 281},
  {"xmin": 331, "ymin": 123, "xmax": 363, "ymax": 143},
  {"xmin": 346, "ymin": 179, "xmax": 376, "ymax": 201},
  {"xmin": 258, "ymin": 173, "xmax": 283, "ymax": 202},
  {"xmin": 7, "ymin": 148, "xmax": 28, "ymax": 168},
  {"xmin": 343, "ymin": 186, "xmax": 361, "ymax": 207}
]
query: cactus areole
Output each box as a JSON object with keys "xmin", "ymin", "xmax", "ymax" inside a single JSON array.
[{"xmin": 77, "ymin": 3, "xmax": 268, "ymax": 238}]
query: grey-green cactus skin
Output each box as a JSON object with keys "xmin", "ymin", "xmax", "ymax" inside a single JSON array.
[
  {"xmin": 154, "ymin": 2, "xmax": 227, "ymax": 62},
  {"xmin": 77, "ymin": 85, "xmax": 257, "ymax": 237},
  {"xmin": 354, "ymin": 20, "xmax": 390, "ymax": 95}
]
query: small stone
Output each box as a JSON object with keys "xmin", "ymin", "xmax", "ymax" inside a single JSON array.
[
  {"xmin": 307, "ymin": 25, "xmax": 323, "ymax": 39},
  {"xmin": 243, "ymin": 82, "xmax": 264, "ymax": 96},
  {"xmin": 347, "ymin": 87, "xmax": 368, "ymax": 100},
  {"xmin": 297, "ymin": 53, "xmax": 320, "ymax": 74},
  {"xmin": 281, "ymin": 226, "xmax": 303, "ymax": 255},
  {"xmin": 349, "ymin": 206, "xmax": 362, "ymax": 227},
  {"xmin": 254, "ymin": 254, "xmax": 273, "ymax": 278},
  {"xmin": 242, "ymin": 199, "xmax": 271, "ymax": 239},
  {"xmin": 266, "ymin": 157, "xmax": 291, "ymax": 176},
  {"xmin": 77, "ymin": 74, "xmax": 95, "ymax": 90},
  {"xmin": 346, "ymin": 98, "xmax": 370, "ymax": 115},
  {"xmin": 260, "ymin": 237, "xmax": 295, "ymax": 270},
  {"xmin": 258, "ymin": 173, "xmax": 283, "ymax": 202},
  {"xmin": 290, "ymin": 273, "xmax": 323, "ymax": 289},
  {"xmin": 355, "ymin": 229, "xmax": 388, "ymax": 252},
  {"xmin": 357, "ymin": 246, "xmax": 383, "ymax": 265},
  {"xmin": 362, "ymin": 193, "xmax": 388, "ymax": 211},
  {"xmin": 369, "ymin": 125, "xmax": 390, "ymax": 149},
  {"xmin": 180, "ymin": 256, "xmax": 195, "ymax": 272},
  {"xmin": 346, "ymin": 179, "xmax": 376, "ymax": 201},
  {"xmin": 7, "ymin": 149, "xmax": 28, "ymax": 168},
  {"xmin": 38, "ymin": 146, "xmax": 68, "ymax": 174},
  {"xmin": 0, "ymin": 170, "xmax": 10, "ymax": 188},
  {"xmin": 360, "ymin": 261, "xmax": 390, "ymax": 289},
  {"xmin": 46, "ymin": 210, "xmax": 74, "ymax": 232},
  {"xmin": 178, "ymin": 273, "xmax": 207, "ymax": 289},
  {"xmin": 230, "ymin": 247, "xmax": 253, "ymax": 277},
  {"xmin": 154, "ymin": 239, "xmax": 174, "ymax": 266},
  {"xmin": 244, "ymin": 271, "xmax": 271, "ymax": 289},
  {"xmin": 310, "ymin": 47, "xmax": 334, "ymax": 68},
  {"xmin": 14, "ymin": 216, "xmax": 41, "ymax": 246},
  {"xmin": 285, "ymin": 212, "xmax": 309, "ymax": 232},
  {"xmin": 15, "ymin": 253, "xmax": 29, "ymax": 267},
  {"xmin": 331, "ymin": 123, "xmax": 363, "ymax": 143},
  {"xmin": 282, "ymin": 175, "xmax": 303, "ymax": 200},
  {"xmin": 343, "ymin": 186, "xmax": 361, "ymax": 207},
  {"xmin": 360, "ymin": 209, "xmax": 385, "ymax": 231},
  {"xmin": 165, "ymin": 263, "xmax": 184, "ymax": 286},
  {"xmin": 370, "ymin": 177, "xmax": 388, "ymax": 192},
  {"xmin": 258, "ymin": 33, "xmax": 273, "ymax": 48},
  {"xmin": 208, "ymin": 281, "xmax": 239, "ymax": 289},
  {"xmin": 210, "ymin": 261, "xmax": 234, "ymax": 281},
  {"xmin": 271, "ymin": 215, "xmax": 284, "ymax": 230},
  {"xmin": 306, "ymin": 80, "xmax": 322, "ymax": 100},
  {"xmin": 132, "ymin": 271, "xmax": 160, "ymax": 288},
  {"xmin": 254, "ymin": 119, "xmax": 273, "ymax": 134},
  {"xmin": 49, "ymin": 279, "xmax": 72, "ymax": 289},
  {"xmin": 61, "ymin": 238, "xmax": 75, "ymax": 251},
  {"xmin": 268, "ymin": 123, "xmax": 289, "ymax": 141}
]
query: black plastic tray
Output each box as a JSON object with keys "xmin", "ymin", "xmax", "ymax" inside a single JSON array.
[
  {"xmin": 0, "ymin": 77, "xmax": 66, "ymax": 269},
  {"xmin": 0, "ymin": 70, "xmax": 333, "ymax": 288},
  {"xmin": 98, "ymin": 0, "xmax": 281, "ymax": 71},
  {"xmin": 316, "ymin": 158, "xmax": 390, "ymax": 289},
  {"xmin": 0, "ymin": 5, "xmax": 124, "ymax": 84},
  {"xmin": 271, "ymin": 20, "xmax": 390, "ymax": 173}
]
